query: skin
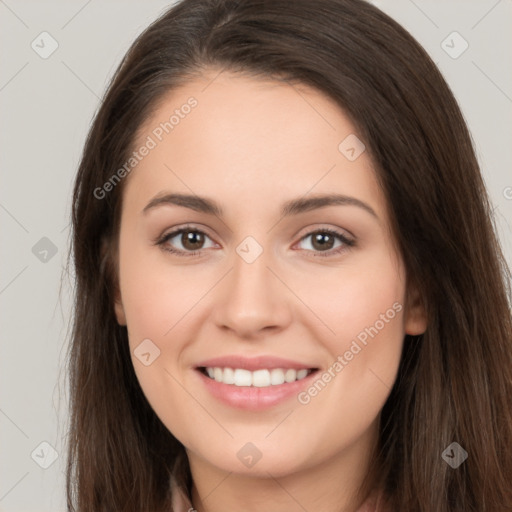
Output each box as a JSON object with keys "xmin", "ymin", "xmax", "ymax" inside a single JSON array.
[{"xmin": 113, "ymin": 69, "xmax": 427, "ymax": 512}]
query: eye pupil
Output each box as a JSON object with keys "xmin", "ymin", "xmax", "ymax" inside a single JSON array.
[
  {"xmin": 183, "ymin": 230, "xmax": 204, "ymax": 250},
  {"xmin": 312, "ymin": 232, "xmax": 334, "ymax": 251}
]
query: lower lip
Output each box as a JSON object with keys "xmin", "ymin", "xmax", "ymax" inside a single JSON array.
[{"xmin": 195, "ymin": 369, "xmax": 318, "ymax": 411}]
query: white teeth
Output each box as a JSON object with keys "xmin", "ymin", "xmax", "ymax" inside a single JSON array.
[
  {"xmin": 203, "ymin": 367, "xmax": 313, "ymax": 387},
  {"xmin": 213, "ymin": 367, "xmax": 223, "ymax": 382},
  {"xmin": 233, "ymin": 369, "xmax": 252, "ymax": 387},
  {"xmin": 223, "ymin": 367, "xmax": 235, "ymax": 384},
  {"xmin": 270, "ymin": 368, "xmax": 285, "ymax": 385},
  {"xmin": 297, "ymin": 369, "xmax": 308, "ymax": 380},
  {"xmin": 252, "ymin": 369, "xmax": 270, "ymax": 387},
  {"xmin": 284, "ymin": 369, "xmax": 297, "ymax": 383}
]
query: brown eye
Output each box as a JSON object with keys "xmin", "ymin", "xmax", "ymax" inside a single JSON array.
[
  {"xmin": 156, "ymin": 227, "xmax": 216, "ymax": 256},
  {"xmin": 310, "ymin": 232, "xmax": 336, "ymax": 251},
  {"xmin": 296, "ymin": 228, "xmax": 355, "ymax": 257},
  {"xmin": 181, "ymin": 230, "xmax": 205, "ymax": 250}
]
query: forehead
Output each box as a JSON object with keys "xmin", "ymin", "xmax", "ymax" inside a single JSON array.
[
  {"xmin": 134, "ymin": 71, "xmax": 352, "ymax": 154},
  {"xmin": 123, "ymin": 70, "xmax": 387, "ymax": 223}
]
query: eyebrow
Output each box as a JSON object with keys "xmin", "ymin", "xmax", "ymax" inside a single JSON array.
[{"xmin": 142, "ymin": 192, "xmax": 378, "ymax": 219}]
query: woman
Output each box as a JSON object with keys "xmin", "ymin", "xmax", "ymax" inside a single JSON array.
[{"xmin": 66, "ymin": 0, "xmax": 512, "ymax": 511}]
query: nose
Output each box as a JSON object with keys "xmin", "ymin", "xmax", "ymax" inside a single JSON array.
[{"xmin": 211, "ymin": 244, "xmax": 293, "ymax": 339}]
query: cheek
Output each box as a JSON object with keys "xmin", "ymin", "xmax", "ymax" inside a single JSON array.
[
  {"xmin": 117, "ymin": 236, "xmax": 203, "ymax": 442},
  {"xmin": 294, "ymin": 248, "xmax": 405, "ymax": 418},
  {"xmin": 118, "ymin": 231, "xmax": 207, "ymax": 343},
  {"xmin": 295, "ymin": 246, "xmax": 405, "ymax": 350},
  {"xmin": 117, "ymin": 236, "xmax": 215, "ymax": 432}
]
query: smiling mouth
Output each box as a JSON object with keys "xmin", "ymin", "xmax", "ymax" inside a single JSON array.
[{"xmin": 198, "ymin": 367, "xmax": 318, "ymax": 387}]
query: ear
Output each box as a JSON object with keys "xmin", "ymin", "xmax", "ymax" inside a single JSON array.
[
  {"xmin": 100, "ymin": 236, "xmax": 127, "ymax": 326},
  {"xmin": 404, "ymin": 282, "xmax": 427, "ymax": 335},
  {"xmin": 114, "ymin": 289, "xmax": 127, "ymax": 326}
]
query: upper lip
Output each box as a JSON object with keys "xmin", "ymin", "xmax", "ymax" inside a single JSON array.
[{"xmin": 195, "ymin": 355, "xmax": 318, "ymax": 371}]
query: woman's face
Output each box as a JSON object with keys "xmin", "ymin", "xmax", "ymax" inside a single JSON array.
[{"xmin": 113, "ymin": 70, "xmax": 426, "ymax": 479}]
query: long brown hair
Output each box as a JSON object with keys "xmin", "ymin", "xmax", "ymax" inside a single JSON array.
[{"xmin": 66, "ymin": 0, "xmax": 512, "ymax": 510}]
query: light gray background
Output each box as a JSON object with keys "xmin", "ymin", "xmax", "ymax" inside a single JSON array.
[{"xmin": 1, "ymin": 1, "xmax": 511, "ymax": 511}]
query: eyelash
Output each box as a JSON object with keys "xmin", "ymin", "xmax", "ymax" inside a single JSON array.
[{"xmin": 154, "ymin": 224, "xmax": 355, "ymax": 258}]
